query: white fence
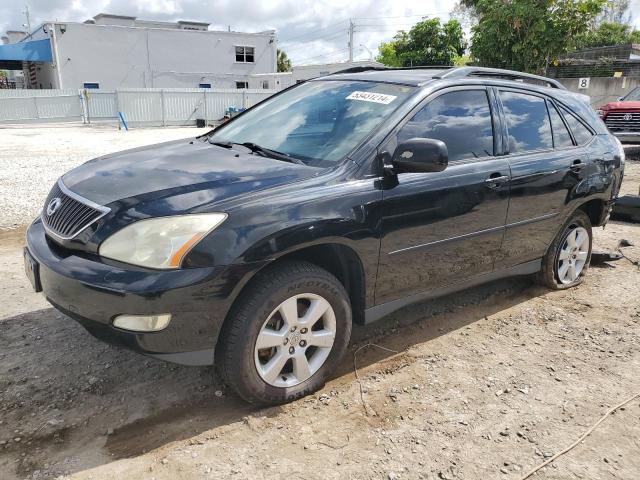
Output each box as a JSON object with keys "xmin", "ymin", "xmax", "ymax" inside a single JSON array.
[{"xmin": 0, "ymin": 88, "xmax": 278, "ymax": 127}]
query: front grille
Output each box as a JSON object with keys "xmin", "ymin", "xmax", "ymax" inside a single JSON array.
[
  {"xmin": 604, "ymin": 112, "xmax": 640, "ymax": 131},
  {"xmin": 42, "ymin": 181, "xmax": 109, "ymax": 239}
]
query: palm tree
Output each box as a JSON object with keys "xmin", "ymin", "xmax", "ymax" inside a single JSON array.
[{"xmin": 277, "ymin": 49, "xmax": 293, "ymax": 72}]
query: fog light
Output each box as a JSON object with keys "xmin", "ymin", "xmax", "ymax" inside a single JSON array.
[{"xmin": 112, "ymin": 314, "xmax": 172, "ymax": 332}]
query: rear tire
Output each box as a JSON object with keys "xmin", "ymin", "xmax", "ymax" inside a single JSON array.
[
  {"xmin": 215, "ymin": 261, "xmax": 352, "ymax": 405},
  {"xmin": 538, "ymin": 210, "xmax": 592, "ymax": 290}
]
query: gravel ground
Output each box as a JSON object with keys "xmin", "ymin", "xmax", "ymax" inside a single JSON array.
[
  {"xmin": 0, "ymin": 134, "xmax": 638, "ymax": 480},
  {"xmin": 0, "ymin": 125, "xmax": 198, "ymax": 230}
]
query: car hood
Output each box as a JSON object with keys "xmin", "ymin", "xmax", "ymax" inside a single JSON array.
[
  {"xmin": 61, "ymin": 138, "xmax": 319, "ymax": 206},
  {"xmin": 601, "ymin": 101, "xmax": 640, "ymax": 110}
]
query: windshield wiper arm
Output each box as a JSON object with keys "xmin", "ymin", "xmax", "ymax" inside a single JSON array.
[
  {"xmin": 241, "ymin": 142, "xmax": 306, "ymax": 165},
  {"xmin": 209, "ymin": 140, "xmax": 234, "ymax": 149},
  {"xmin": 208, "ymin": 139, "xmax": 305, "ymax": 165}
]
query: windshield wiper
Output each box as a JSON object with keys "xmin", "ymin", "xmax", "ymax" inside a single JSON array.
[
  {"xmin": 208, "ymin": 139, "xmax": 305, "ymax": 165},
  {"xmin": 241, "ymin": 142, "xmax": 306, "ymax": 165},
  {"xmin": 209, "ymin": 140, "xmax": 234, "ymax": 149}
]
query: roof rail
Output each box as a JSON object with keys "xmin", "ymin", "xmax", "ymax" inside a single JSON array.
[
  {"xmin": 434, "ymin": 66, "xmax": 567, "ymax": 90},
  {"xmin": 330, "ymin": 65, "xmax": 454, "ymax": 75},
  {"xmin": 331, "ymin": 66, "xmax": 389, "ymax": 75}
]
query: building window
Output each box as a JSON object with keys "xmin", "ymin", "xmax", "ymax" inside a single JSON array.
[
  {"xmin": 235, "ymin": 46, "xmax": 255, "ymax": 63},
  {"xmin": 199, "ymin": 83, "xmax": 212, "ymax": 89},
  {"xmin": 261, "ymin": 80, "xmax": 269, "ymax": 89},
  {"xmin": 83, "ymin": 82, "xmax": 99, "ymax": 89},
  {"xmin": 236, "ymin": 81, "xmax": 249, "ymax": 89}
]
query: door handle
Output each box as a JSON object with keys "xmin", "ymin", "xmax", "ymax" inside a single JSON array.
[
  {"xmin": 570, "ymin": 160, "xmax": 583, "ymax": 171},
  {"xmin": 485, "ymin": 174, "xmax": 510, "ymax": 189}
]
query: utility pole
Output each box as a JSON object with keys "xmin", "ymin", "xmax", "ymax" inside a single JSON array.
[
  {"xmin": 348, "ymin": 19, "xmax": 354, "ymax": 62},
  {"xmin": 23, "ymin": 5, "xmax": 32, "ymax": 34}
]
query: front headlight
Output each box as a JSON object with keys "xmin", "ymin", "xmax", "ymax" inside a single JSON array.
[{"xmin": 99, "ymin": 213, "xmax": 227, "ymax": 269}]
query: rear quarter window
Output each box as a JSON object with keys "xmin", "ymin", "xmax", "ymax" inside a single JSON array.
[
  {"xmin": 560, "ymin": 107, "xmax": 594, "ymax": 146},
  {"xmin": 547, "ymin": 102, "xmax": 574, "ymax": 148}
]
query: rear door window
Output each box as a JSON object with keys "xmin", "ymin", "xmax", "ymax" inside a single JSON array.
[
  {"xmin": 397, "ymin": 89, "xmax": 494, "ymax": 162},
  {"xmin": 500, "ymin": 91, "xmax": 553, "ymax": 153},
  {"xmin": 547, "ymin": 102, "xmax": 574, "ymax": 148},
  {"xmin": 560, "ymin": 107, "xmax": 594, "ymax": 145}
]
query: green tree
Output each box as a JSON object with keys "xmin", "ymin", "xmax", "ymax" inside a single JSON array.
[
  {"xmin": 577, "ymin": 21, "xmax": 638, "ymax": 47},
  {"xmin": 470, "ymin": 0, "xmax": 606, "ymax": 73},
  {"xmin": 376, "ymin": 18, "xmax": 466, "ymax": 67},
  {"xmin": 277, "ymin": 49, "xmax": 292, "ymax": 72},
  {"xmin": 376, "ymin": 39, "xmax": 404, "ymax": 67}
]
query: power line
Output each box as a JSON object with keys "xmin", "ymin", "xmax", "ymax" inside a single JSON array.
[
  {"xmin": 294, "ymin": 47, "xmax": 349, "ymax": 64},
  {"xmin": 296, "ymin": 48, "xmax": 349, "ymax": 63},
  {"xmin": 280, "ymin": 30, "xmax": 347, "ymax": 53},
  {"xmin": 278, "ymin": 20, "xmax": 348, "ymax": 43},
  {"xmin": 283, "ymin": 12, "xmax": 454, "ymax": 64},
  {"xmin": 353, "ymin": 12, "xmax": 450, "ymax": 20},
  {"xmin": 278, "ymin": 12, "xmax": 450, "ymax": 45}
]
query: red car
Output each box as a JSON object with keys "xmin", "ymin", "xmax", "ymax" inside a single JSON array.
[{"xmin": 597, "ymin": 87, "xmax": 640, "ymax": 143}]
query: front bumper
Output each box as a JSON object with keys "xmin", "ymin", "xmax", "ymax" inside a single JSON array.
[
  {"xmin": 611, "ymin": 131, "xmax": 640, "ymax": 144},
  {"xmin": 26, "ymin": 219, "xmax": 266, "ymax": 365}
]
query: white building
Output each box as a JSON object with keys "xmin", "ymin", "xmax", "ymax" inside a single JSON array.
[
  {"xmin": 0, "ymin": 13, "xmax": 277, "ymax": 89},
  {"xmin": 247, "ymin": 60, "xmax": 386, "ymax": 90}
]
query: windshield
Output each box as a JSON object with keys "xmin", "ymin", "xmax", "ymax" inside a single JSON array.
[
  {"xmin": 209, "ymin": 80, "xmax": 415, "ymax": 167},
  {"xmin": 623, "ymin": 87, "xmax": 640, "ymax": 101}
]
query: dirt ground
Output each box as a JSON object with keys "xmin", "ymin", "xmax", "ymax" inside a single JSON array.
[{"xmin": 0, "ymin": 143, "xmax": 638, "ymax": 480}]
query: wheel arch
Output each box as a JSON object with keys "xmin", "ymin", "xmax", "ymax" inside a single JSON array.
[
  {"xmin": 576, "ymin": 197, "xmax": 607, "ymax": 227},
  {"xmin": 220, "ymin": 241, "xmax": 368, "ymax": 348}
]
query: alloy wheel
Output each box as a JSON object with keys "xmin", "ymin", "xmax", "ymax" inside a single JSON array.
[
  {"xmin": 556, "ymin": 226, "xmax": 589, "ymax": 284},
  {"xmin": 254, "ymin": 293, "xmax": 336, "ymax": 387}
]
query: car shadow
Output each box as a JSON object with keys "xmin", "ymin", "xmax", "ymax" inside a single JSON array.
[
  {"xmin": 339, "ymin": 276, "xmax": 540, "ymax": 378},
  {"xmin": 0, "ymin": 275, "xmax": 541, "ymax": 478}
]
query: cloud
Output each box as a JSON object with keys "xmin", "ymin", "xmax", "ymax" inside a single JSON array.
[{"xmin": 1, "ymin": 0, "xmax": 456, "ymax": 64}]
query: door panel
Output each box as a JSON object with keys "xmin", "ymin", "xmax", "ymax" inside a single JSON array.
[
  {"xmin": 495, "ymin": 149, "xmax": 579, "ymax": 267},
  {"xmin": 376, "ymin": 157, "xmax": 510, "ymax": 304},
  {"xmin": 495, "ymin": 91, "xmax": 597, "ymax": 268}
]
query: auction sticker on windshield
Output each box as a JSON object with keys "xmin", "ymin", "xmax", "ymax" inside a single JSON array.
[{"xmin": 346, "ymin": 91, "xmax": 397, "ymax": 105}]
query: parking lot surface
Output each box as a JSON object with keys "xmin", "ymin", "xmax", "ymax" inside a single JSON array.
[{"xmin": 0, "ymin": 129, "xmax": 638, "ymax": 479}]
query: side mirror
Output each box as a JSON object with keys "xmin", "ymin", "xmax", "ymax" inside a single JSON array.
[{"xmin": 392, "ymin": 138, "xmax": 448, "ymax": 173}]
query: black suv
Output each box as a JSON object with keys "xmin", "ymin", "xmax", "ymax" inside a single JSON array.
[{"xmin": 25, "ymin": 67, "xmax": 624, "ymax": 405}]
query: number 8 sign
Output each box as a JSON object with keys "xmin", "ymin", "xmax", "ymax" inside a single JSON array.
[{"xmin": 578, "ymin": 78, "xmax": 590, "ymax": 89}]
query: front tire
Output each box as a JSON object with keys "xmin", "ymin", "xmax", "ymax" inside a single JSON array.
[
  {"xmin": 215, "ymin": 261, "xmax": 352, "ymax": 405},
  {"xmin": 538, "ymin": 210, "xmax": 592, "ymax": 290}
]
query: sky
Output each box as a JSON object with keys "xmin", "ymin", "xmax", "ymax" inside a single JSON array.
[{"xmin": 1, "ymin": 0, "xmax": 640, "ymax": 66}]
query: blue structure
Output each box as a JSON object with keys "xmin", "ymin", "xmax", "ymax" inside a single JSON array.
[
  {"xmin": 0, "ymin": 39, "xmax": 52, "ymax": 61},
  {"xmin": 0, "ymin": 39, "xmax": 52, "ymax": 70}
]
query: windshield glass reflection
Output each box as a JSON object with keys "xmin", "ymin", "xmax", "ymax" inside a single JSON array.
[{"xmin": 209, "ymin": 80, "xmax": 415, "ymax": 167}]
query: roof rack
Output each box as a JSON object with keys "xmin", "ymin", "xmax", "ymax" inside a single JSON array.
[
  {"xmin": 328, "ymin": 65, "xmax": 566, "ymax": 90},
  {"xmin": 330, "ymin": 65, "xmax": 454, "ymax": 75},
  {"xmin": 433, "ymin": 66, "xmax": 566, "ymax": 90},
  {"xmin": 331, "ymin": 66, "xmax": 389, "ymax": 74}
]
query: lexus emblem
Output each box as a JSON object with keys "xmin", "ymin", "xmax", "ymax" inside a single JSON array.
[
  {"xmin": 46, "ymin": 197, "xmax": 62, "ymax": 216},
  {"xmin": 623, "ymin": 114, "xmax": 633, "ymax": 121}
]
